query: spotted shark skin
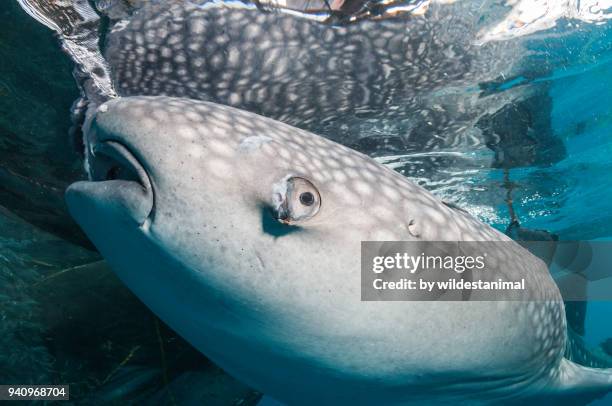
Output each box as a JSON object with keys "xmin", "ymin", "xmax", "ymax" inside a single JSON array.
[
  {"xmin": 65, "ymin": 96, "xmax": 612, "ymax": 405},
  {"xmin": 103, "ymin": 0, "xmax": 527, "ymax": 155}
]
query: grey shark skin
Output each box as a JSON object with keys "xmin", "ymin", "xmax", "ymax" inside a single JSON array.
[{"xmin": 66, "ymin": 96, "xmax": 612, "ymax": 405}]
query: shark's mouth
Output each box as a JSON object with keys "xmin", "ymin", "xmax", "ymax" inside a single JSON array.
[
  {"xmin": 90, "ymin": 140, "xmax": 149, "ymax": 186},
  {"xmin": 81, "ymin": 139, "xmax": 155, "ymax": 225}
]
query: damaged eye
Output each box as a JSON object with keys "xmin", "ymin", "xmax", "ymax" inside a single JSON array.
[{"xmin": 273, "ymin": 177, "xmax": 321, "ymax": 224}]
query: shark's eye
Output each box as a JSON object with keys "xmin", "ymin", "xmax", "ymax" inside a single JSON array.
[
  {"xmin": 299, "ymin": 191, "xmax": 315, "ymax": 206},
  {"xmin": 274, "ymin": 177, "xmax": 321, "ymax": 224}
]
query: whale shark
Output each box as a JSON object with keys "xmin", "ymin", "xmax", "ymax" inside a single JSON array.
[
  {"xmin": 100, "ymin": 0, "xmax": 565, "ymax": 166},
  {"xmin": 66, "ymin": 96, "xmax": 612, "ymax": 405}
]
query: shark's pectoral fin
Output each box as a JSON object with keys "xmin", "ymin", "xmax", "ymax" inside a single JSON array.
[
  {"xmin": 543, "ymin": 358, "xmax": 612, "ymax": 405},
  {"xmin": 566, "ymin": 328, "xmax": 612, "ymax": 369},
  {"xmin": 544, "ymin": 320, "xmax": 612, "ymax": 404}
]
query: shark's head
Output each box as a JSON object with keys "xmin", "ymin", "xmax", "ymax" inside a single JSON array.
[
  {"xmin": 65, "ymin": 95, "xmax": 506, "ymax": 401},
  {"xmin": 66, "ymin": 94, "xmax": 437, "ymax": 310}
]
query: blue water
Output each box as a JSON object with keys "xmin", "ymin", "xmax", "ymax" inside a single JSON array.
[
  {"xmin": 516, "ymin": 29, "xmax": 612, "ymax": 351},
  {"xmin": 548, "ymin": 54, "xmax": 612, "ymax": 353}
]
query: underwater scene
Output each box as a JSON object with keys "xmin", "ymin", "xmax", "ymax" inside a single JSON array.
[{"xmin": 2, "ymin": 0, "xmax": 612, "ymax": 404}]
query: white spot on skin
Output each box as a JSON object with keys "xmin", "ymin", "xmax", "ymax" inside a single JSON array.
[
  {"xmin": 194, "ymin": 57, "xmax": 205, "ymax": 68},
  {"xmin": 207, "ymin": 158, "xmax": 232, "ymax": 178},
  {"xmin": 344, "ymin": 167, "xmax": 359, "ymax": 179},
  {"xmin": 98, "ymin": 104, "xmax": 108, "ymax": 113},
  {"xmin": 208, "ymin": 139, "xmax": 234, "ymax": 157},
  {"xmin": 353, "ymin": 181, "xmax": 373, "ymax": 196},
  {"xmin": 185, "ymin": 110, "xmax": 202, "ymax": 122},
  {"xmin": 187, "ymin": 144, "xmax": 205, "ymax": 158},
  {"xmin": 333, "ymin": 170, "xmax": 348, "ymax": 183},
  {"xmin": 238, "ymin": 135, "xmax": 272, "ymax": 152},
  {"xmin": 227, "ymin": 47, "xmax": 241, "ymax": 67},
  {"xmin": 189, "ymin": 19, "xmax": 205, "ymax": 35},
  {"xmin": 381, "ymin": 185, "xmax": 400, "ymax": 200},
  {"xmin": 178, "ymin": 125, "xmax": 198, "ymax": 140},
  {"xmin": 229, "ymin": 92, "xmax": 242, "ymax": 105},
  {"xmin": 277, "ymin": 147, "xmax": 291, "ymax": 161}
]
